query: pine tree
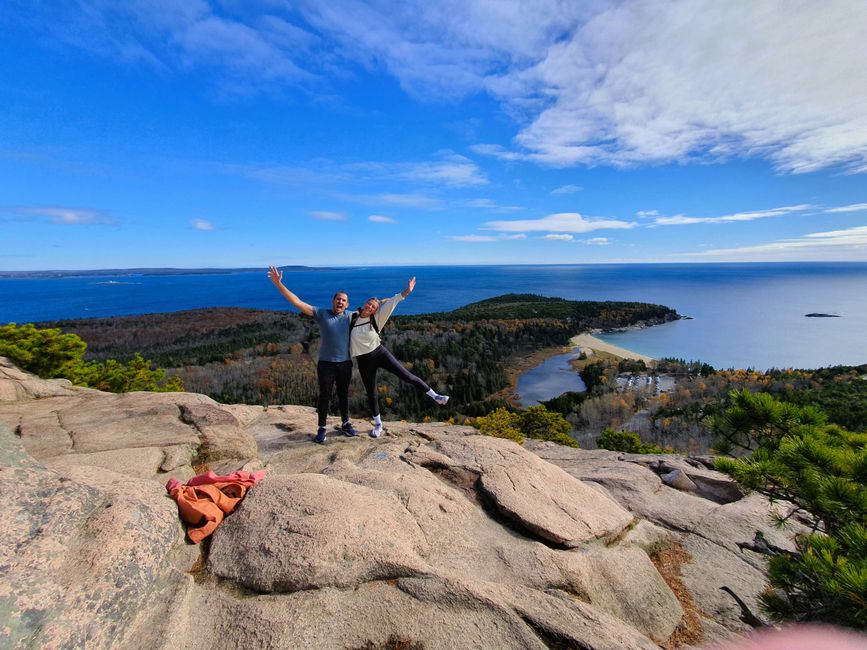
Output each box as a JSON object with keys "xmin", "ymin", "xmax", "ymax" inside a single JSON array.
[{"xmin": 712, "ymin": 389, "xmax": 867, "ymax": 627}]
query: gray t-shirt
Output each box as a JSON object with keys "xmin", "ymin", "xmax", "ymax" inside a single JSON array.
[{"xmin": 311, "ymin": 307, "xmax": 351, "ymax": 362}]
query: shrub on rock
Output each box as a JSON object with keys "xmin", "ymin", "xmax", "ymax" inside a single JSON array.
[
  {"xmin": 474, "ymin": 405, "xmax": 577, "ymax": 447},
  {"xmin": 598, "ymin": 428, "xmax": 664, "ymax": 454}
]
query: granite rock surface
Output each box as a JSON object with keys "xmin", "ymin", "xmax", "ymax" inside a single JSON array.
[{"xmin": 0, "ymin": 359, "xmax": 801, "ymax": 649}]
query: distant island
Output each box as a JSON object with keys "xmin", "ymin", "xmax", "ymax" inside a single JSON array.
[
  {"xmin": 0, "ymin": 266, "xmax": 338, "ymax": 279},
  {"xmin": 805, "ymin": 312, "xmax": 841, "ymax": 318}
]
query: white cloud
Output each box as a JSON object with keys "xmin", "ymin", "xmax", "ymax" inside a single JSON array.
[
  {"xmin": 17, "ymin": 2, "xmax": 320, "ymax": 92},
  {"xmin": 583, "ymin": 237, "xmax": 609, "ymax": 245},
  {"xmin": 375, "ymin": 193, "xmax": 443, "ymax": 209},
  {"xmin": 550, "ymin": 184, "xmax": 583, "ymax": 195},
  {"xmin": 803, "ymin": 226, "xmax": 867, "ymax": 242},
  {"xmin": 451, "ymin": 233, "xmax": 527, "ymax": 242},
  {"xmin": 347, "ymin": 153, "xmax": 488, "ymax": 187},
  {"xmin": 176, "ymin": 16, "xmax": 314, "ymax": 85},
  {"xmin": 483, "ymin": 212, "xmax": 635, "ymax": 233},
  {"xmin": 300, "ymin": 1, "xmax": 867, "ymax": 174},
  {"xmin": 464, "ymin": 198, "xmax": 522, "ymax": 212},
  {"xmin": 192, "ymin": 219, "xmax": 214, "ymax": 231},
  {"xmin": 215, "ymin": 163, "xmax": 346, "ymax": 187},
  {"xmin": 451, "ymin": 235, "xmax": 499, "ymax": 242},
  {"xmin": 219, "ymin": 152, "xmax": 486, "ymax": 189},
  {"xmin": 685, "ymin": 225, "xmax": 867, "ymax": 261},
  {"xmin": 542, "ymin": 234, "xmax": 573, "ymax": 241},
  {"xmin": 368, "ymin": 214, "xmax": 397, "ymax": 223},
  {"xmin": 8, "ymin": 207, "xmax": 114, "ymax": 225},
  {"xmin": 311, "ymin": 211, "xmax": 346, "ymax": 221},
  {"xmin": 636, "ymin": 210, "xmax": 659, "ymax": 218},
  {"xmin": 825, "ymin": 203, "xmax": 867, "ymax": 213},
  {"xmin": 501, "ymin": 3, "xmax": 867, "ymax": 173},
  {"xmin": 25, "ymin": 3, "xmax": 867, "ymax": 173},
  {"xmin": 299, "ymin": 1, "xmax": 578, "ymax": 99},
  {"xmin": 653, "ymin": 204, "xmax": 813, "ymax": 226},
  {"xmin": 398, "ymin": 153, "xmax": 488, "ymax": 187},
  {"xmin": 465, "ymin": 198, "xmax": 496, "ymax": 208},
  {"xmin": 469, "ymin": 144, "xmax": 525, "ymax": 161}
]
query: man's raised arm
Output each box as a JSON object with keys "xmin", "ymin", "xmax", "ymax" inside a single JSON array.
[{"xmin": 268, "ymin": 265, "xmax": 314, "ymax": 317}]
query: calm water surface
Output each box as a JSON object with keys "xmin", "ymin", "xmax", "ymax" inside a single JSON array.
[{"xmin": 516, "ymin": 350, "xmax": 588, "ymax": 406}]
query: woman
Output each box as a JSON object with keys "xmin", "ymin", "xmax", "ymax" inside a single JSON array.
[{"xmin": 350, "ymin": 276, "xmax": 449, "ymax": 437}]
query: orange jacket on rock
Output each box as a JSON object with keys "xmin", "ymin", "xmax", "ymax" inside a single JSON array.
[{"xmin": 166, "ymin": 470, "xmax": 266, "ymax": 543}]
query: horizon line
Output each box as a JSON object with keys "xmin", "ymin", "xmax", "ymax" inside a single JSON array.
[{"xmin": 4, "ymin": 259, "xmax": 867, "ymax": 275}]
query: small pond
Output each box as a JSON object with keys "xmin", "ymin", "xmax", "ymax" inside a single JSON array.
[{"xmin": 516, "ymin": 349, "xmax": 587, "ymax": 406}]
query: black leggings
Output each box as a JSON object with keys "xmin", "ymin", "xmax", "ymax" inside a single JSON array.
[
  {"xmin": 317, "ymin": 360, "xmax": 353, "ymax": 427},
  {"xmin": 356, "ymin": 345, "xmax": 431, "ymax": 417}
]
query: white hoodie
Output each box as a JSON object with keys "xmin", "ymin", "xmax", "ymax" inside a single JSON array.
[{"xmin": 349, "ymin": 292, "xmax": 404, "ymax": 357}]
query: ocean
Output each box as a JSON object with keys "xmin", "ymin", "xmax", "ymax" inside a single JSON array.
[{"xmin": 2, "ymin": 263, "xmax": 865, "ymax": 370}]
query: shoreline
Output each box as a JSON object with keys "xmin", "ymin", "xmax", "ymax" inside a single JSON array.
[
  {"xmin": 496, "ymin": 342, "xmax": 575, "ymax": 405},
  {"xmin": 569, "ymin": 333, "xmax": 656, "ymax": 364},
  {"xmin": 504, "ymin": 332, "xmax": 657, "ymax": 404}
]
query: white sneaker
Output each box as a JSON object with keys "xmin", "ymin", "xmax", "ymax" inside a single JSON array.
[
  {"xmin": 434, "ymin": 394, "xmax": 450, "ymax": 406},
  {"xmin": 370, "ymin": 424, "xmax": 383, "ymax": 438}
]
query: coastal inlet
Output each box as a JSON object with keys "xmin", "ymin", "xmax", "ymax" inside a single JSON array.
[
  {"xmin": 516, "ymin": 349, "xmax": 588, "ymax": 406},
  {"xmin": 515, "ymin": 334, "xmax": 675, "ymax": 406}
]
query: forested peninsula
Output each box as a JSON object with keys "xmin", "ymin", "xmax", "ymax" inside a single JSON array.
[{"xmin": 38, "ymin": 293, "xmax": 678, "ymax": 421}]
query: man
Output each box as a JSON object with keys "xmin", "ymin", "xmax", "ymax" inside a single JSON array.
[{"xmin": 268, "ymin": 265, "xmax": 357, "ymax": 443}]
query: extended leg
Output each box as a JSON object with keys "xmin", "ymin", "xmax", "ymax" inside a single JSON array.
[{"xmin": 376, "ymin": 346, "xmax": 431, "ymax": 393}]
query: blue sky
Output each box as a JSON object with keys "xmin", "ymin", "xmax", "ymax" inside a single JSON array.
[{"xmin": 1, "ymin": 0, "xmax": 866, "ymax": 269}]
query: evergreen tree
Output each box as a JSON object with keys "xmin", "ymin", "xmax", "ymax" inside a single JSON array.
[
  {"xmin": 712, "ymin": 389, "xmax": 867, "ymax": 627},
  {"xmin": 0, "ymin": 323, "xmax": 183, "ymax": 393}
]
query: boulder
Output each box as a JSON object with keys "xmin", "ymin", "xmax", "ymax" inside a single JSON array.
[
  {"xmin": 0, "ymin": 356, "xmax": 84, "ymax": 401},
  {"xmin": 208, "ymin": 473, "xmax": 431, "ymax": 592},
  {"xmin": 520, "ymin": 441, "xmax": 807, "ymax": 644},
  {"xmin": 627, "ymin": 454, "xmax": 745, "ymax": 504},
  {"xmin": 661, "ymin": 468, "xmax": 697, "ymax": 492},
  {"xmin": 179, "ymin": 402, "xmax": 257, "ymax": 461},
  {"xmin": 415, "ymin": 436, "xmax": 635, "ymax": 547}
]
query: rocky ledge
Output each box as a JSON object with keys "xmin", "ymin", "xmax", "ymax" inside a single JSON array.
[{"xmin": 0, "ymin": 357, "xmax": 804, "ymax": 649}]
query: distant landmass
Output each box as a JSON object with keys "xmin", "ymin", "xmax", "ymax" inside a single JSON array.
[
  {"xmin": 805, "ymin": 312, "xmax": 841, "ymax": 318},
  {"xmin": 0, "ymin": 266, "xmax": 336, "ymax": 279}
]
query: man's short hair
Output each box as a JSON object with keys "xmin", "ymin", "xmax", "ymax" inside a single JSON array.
[{"xmin": 333, "ymin": 291, "xmax": 349, "ymax": 300}]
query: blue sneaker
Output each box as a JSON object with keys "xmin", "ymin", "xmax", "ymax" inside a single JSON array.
[
  {"xmin": 341, "ymin": 421, "xmax": 359, "ymax": 437},
  {"xmin": 314, "ymin": 427, "xmax": 327, "ymax": 444}
]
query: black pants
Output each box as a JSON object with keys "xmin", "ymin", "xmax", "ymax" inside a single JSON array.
[
  {"xmin": 356, "ymin": 345, "xmax": 431, "ymax": 417},
  {"xmin": 317, "ymin": 360, "xmax": 353, "ymax": 427}
]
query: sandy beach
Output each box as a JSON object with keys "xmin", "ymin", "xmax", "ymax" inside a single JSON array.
[{"xmin": 570, "ymin": 333, "xmax": 656, "ymax": 364}]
